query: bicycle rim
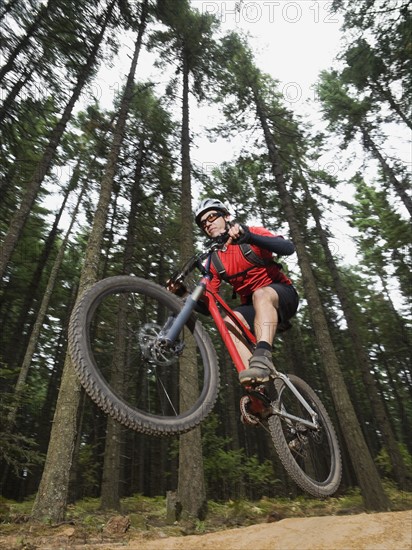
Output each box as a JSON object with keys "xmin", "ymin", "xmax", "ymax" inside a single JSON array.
[
  {"xmin": 268, "ymin": 375, "xmax": 342, "ymax": 497},
  {"xmin": 69, "ymin": 276, "xmax": 219, "ymax": 435}
]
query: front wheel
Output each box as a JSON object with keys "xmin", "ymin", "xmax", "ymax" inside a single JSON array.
[
  {"xmin": 68, "ymin": 276, "xmax": 219, "ymax": 436},
  {"xmin": 268, "ymin": 375, "xmax": 342, "ymax": 497}
]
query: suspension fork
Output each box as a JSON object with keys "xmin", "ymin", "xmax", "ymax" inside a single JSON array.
[{"xmin": 162, "ymin": 278, "xmax": 209, "ymax": 344}]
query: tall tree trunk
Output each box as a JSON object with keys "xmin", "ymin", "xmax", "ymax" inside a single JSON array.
[
  {"xmin": 374, "ymin": 80, "xmax": 412, "ymax": 130},
  {"xmin": 0, "ymin": 0, "xmax": 116, "ymax": 280},
  {"xmin": 304, "ymin": 182, "xmax": 411, "ymax": 490},
  {"xmin": 0, "ymin": 67, "xmax": 34, "ymax": 123},
  {"xmin": 31, "ymin": 2, "xmax": 148, "ymax": 522},
  {"xmin": 177, "ymin": 52, "xmax": 207, "ymax": 521},
  {"xmin": 361, "ymin": 127, "xmax": 412, "ymax": 216},
  {"xmin": 375, "ymin": 356, "xmax": 412, "ymax": 454},
  {"xmin": 6, "ymin": 181, "xmax": 86, "ymax": 430},
  {"xmin": 99, "ymin": 311, "xmax": 127, "ymax": 511},
  {"xmin": 100, "ymin": 138, "xmax": 147, "ymax": 511},
  {"xmin": 67, "ymin": 391, "xmax": 87, "ymax": 504},
  {"xmin": 123, "ymin": 139, "xmax": 146, "ymax": 273},
  {"xmin": 4, "ymin": 163, "xmax": 80, "ymax": 368},
  {"xmin": 253, "ymin": 88, "xmax": 390, "ymax": 511}
]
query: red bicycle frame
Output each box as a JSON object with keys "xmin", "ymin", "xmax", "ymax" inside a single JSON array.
[
  {"xmin": 201, "ymin": 280, "xmax": 257, "ymax": 375},
  {"xmin": 165, "ymin": 250, "xmax": 257, "ymax": 376}
]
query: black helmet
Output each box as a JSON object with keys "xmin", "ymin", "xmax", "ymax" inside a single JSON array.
[{"xmin": 194, "ymin": 198, "xmax": 229, "ymax": 226}]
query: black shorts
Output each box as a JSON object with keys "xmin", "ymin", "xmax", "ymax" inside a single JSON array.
[{"xmin": 234, "ymin": 284, "xmax": 299, "ymax": 333}]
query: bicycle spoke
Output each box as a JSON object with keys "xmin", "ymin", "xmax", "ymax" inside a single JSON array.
[
  {"xmin": 69, "ymin": 277, "xmax": 219, "ymax": 434},
  {"xmin": 267, "ymin": 375, "xmax": 341, "ymax": 497}
]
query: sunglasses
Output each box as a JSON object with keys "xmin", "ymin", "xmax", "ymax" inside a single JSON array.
[{"xmin": 200, "ymin": 211, "xmax": 224, "ymax": 229}]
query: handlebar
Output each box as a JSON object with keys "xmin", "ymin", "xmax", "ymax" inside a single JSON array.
[{"xmin": 167, "ymin": 235, "xmax": 226, "ymax": 291}]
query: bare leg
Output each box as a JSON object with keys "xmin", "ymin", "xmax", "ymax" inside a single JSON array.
[
  {"xmin": 252, "ymin": 286, "xmax": 279, "ymax": 345},
  {"xmin": 224, "ymin": 312, "xmax": 252, "ymax": 368},
  {"xmin": 239, "ymin": 286, "xmax": 280, "ymax": 385}
]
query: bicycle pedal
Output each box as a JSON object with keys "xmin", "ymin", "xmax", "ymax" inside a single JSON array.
[{"xmin": 248, "ymin": 386, "xmax": 271, "ymax": 405}]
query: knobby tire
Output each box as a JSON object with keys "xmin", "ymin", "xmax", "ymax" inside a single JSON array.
[
  {"xmin": 68, "ymin": 276, "xmax": 219, "ymax": 436},
  {"xmin": 268, "ymin": 375, "xmax": 342, "ymax": 497}
]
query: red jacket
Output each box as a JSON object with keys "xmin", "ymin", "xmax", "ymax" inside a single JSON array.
[{"xmin": 206, "ymin": 227, "xmax": 292, "ymax": 303}]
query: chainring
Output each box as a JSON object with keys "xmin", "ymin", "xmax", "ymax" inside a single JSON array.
[{"xmin": 239, "ymin": 395, "xmax": 260, "ymax": 426}]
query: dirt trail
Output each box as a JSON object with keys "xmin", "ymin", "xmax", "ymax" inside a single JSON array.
[
  {"xmin": 132, "ymin": 510, "xmax": 411, "ymax": 550},
  {"xmin": 1, "ymin": 510, "xmax": 411, "ymax": 550}
]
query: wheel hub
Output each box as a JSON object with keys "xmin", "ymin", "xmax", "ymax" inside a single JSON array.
[{"xmin": 138, "ymin": 323, "xmax": 183, "ymax": 366}]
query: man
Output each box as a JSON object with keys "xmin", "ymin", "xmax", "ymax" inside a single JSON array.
[{"xmin": 194, "ymin": 198, "xmax": 299, "ymax": 386}]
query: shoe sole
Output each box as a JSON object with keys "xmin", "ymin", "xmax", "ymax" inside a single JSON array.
[{"xmin": 239, "ymin": 374, "xmax": 270, "ymax": 385}]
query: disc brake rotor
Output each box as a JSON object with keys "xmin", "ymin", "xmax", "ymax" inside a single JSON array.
[{"xmin": 137, "ymin": 323, "xmax": 181, "ymax": 366}]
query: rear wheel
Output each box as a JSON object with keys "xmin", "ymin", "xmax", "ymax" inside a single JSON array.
[
  {"xmin": 268, "ymin": 375, "xmax": 342, "ymax": 497},
  {"xmin": 69, "ymin": 276, "xmax": 219, "ymax": 435}
]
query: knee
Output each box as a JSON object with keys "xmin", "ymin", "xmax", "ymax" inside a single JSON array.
[
  {"xmin": 252, "ymin": 287, "xmax": 278, "ymax": 308},
  {"xmin": 252, "ymin": 288, "xmax": 265, "ymax": 302},
  {"xmin": 252, "ymin": 287, "xmax": 270, "ymax": 305}
]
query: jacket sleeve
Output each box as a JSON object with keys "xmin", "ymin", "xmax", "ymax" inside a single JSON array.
[
  {"xmin": 249, "ymin": 233, "xmax": 295, "ymax": 255},
  {"xmin": 239, "ymin": 226, "xmax": 295, "ymax": 255}
]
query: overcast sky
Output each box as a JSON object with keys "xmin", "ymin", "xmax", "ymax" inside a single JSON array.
[
  {"xmin": 95, "ymin": 1, "xmax": 344, "ymax": 132},
  {"xmin": 194, "ymin": 1, "xmax": 344, "ymax": 108},
  {"xmin": 186, "ymin": 1, "xmax": 345, "ymax": 169}
]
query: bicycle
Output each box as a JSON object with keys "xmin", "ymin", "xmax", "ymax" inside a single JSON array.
[{"xmin": 68, "ymin": 235, "xmax": 342, "ymax": 497}]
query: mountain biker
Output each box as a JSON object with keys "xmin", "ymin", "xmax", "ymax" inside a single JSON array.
[{"xmin": 194, "ymin": 198, "xmax": 299, "ymax": 386}]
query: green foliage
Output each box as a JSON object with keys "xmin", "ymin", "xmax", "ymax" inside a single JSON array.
[
  {"xmin": 200, "ymin": 154, "xmax": 284, "ymax": 227},
  {"xmin": 346, "ymin": 174, "xmax": 412, "ymax": 306},
  {"xmin": 0, "ymin": 383, "xmax": 44, "ymax": 477},
  {"xmin": 317, "ymin": 70, "xmax": 374, "ymax": 144},
  {"xmin": 76, "ymin": 444, "xmax": 101, "ymax": 497},
  {"xmin": 331, "ymin": 0, "xmax": 411, "ymax": 106},
  {"xmin": 148, "ymin": 0, "xmax": 220, "ymax": 102},
  {"xmin": 375, "ymin": 445, "xmax": 412, "ymax": 478},
  {"xmin": 1, "ymin": 487, "xmax": 411, "ymax": 545},
  {"xmin": 0, "ymin": 365, "xmax": 45, "ymax": 477},
  {"xmin": 201, "ymin": 414, "xmax": 278, "ymax": 500},
  {"xmin": 0, "ymin": 430, "xmax": 44, "ymax": 477}
]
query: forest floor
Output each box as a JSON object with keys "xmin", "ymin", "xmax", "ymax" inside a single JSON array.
[
  {"xmin": 0, "ymin": 488, "xmax": 411, "ymax": 550},
  {"xmin": 0, "ymin": 510, "xmax": 411, "ymax": 549}
]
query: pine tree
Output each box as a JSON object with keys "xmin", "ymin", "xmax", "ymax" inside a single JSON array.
[
  {"xmin": 148, "ymin": 0, "xmax": 219, "ymax": 520},
  {"xmin": 99, "ymin": 82, "xmax": 177, "ymax": 511},
  {"xmin": 216, "ymin": 31, "xmax": 390, "ymax": 511},
  {"xmin": 317, "ymin": 70, "xmax": 412, "ymax": 216},
  {"xmin": 0, "ymin": 0, "xmax": 118, "ymax": 280},
  {"xmin": 31, "ymin": 0, "xmax": 149, "ymax": 521}
]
